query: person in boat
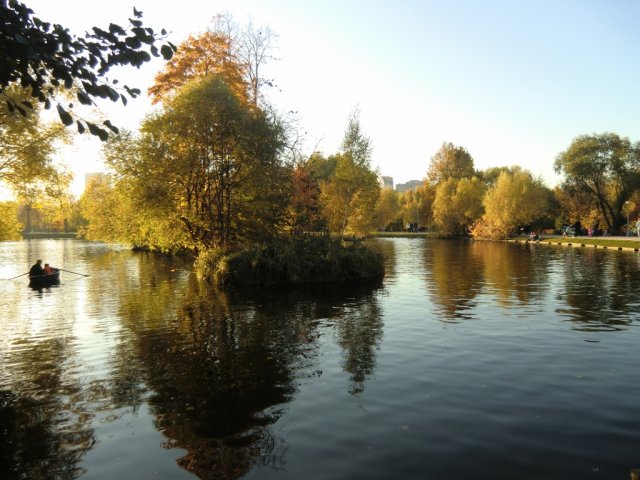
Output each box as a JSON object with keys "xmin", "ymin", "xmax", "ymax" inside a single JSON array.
[
  {"xmin": 29, "ymin": 259, "xmax": 44, "ymax": 276},
  {"xmin": 43, "ymin": 263, "xmax": 54, "ymax": 275}
]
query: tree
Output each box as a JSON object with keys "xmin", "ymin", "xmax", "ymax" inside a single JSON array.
[
  {"xmin": 148, "ymin": 15, "xmax": 277, "ymax": 107},
  {"xmin": 0, "ymin": 1, "xmax": 175, "ymax": 138},
  {"xmin": 427, "ymin": 142, "xmax": 475, "ymax": 184},
  {"xmin": 471, "ymin": 169, "xmax": 549, "ymax": 239},
  {"xmin": 148, "ymin": 31, "xmax": 248, "ymax": 105},
  {"xmin": 238, "ymin": 18, "xmax": 277, "ymax": 107},
  {"xmin": 0, "ymin": 201, "xmax": 22, "ymax": 240},
  {"xmin": 0, "ymin": 85, "xmax": 69, "ymax": 190},
  {"xmin": 432, "ymin": 177, "xmax": 485, "ymax": 234},
  {"xmin": 341, "ymin": 107, "xmax": 372, "ymax": 167},
  {"xmin": 320, "ymin": 154, "xmax": 380, "ymax": 237},
  {"xmin": 401, "ymin": 182, "xmax": 434, "ymax": 230},
  {"xmin": 287, "ymin": 164, "xmax": 323, "ymax": 235},
  {"xmin": 127, "ymin": 75, "xmax": 286, "ymax": 251},
  {"xmin": 554, "ymin": 133, "xmax": 640, "ymax": 233},
  {"xmin": 374, "ymin": 188, "xmax": 402, "ymax": 231}
]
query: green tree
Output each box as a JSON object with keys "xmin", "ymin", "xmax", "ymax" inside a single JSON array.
[
  {"xmin": 321, "ymin": 154, "xmax": 380, "ymax": 237},
  {"xmin": 1, "ymin": 1, "xmax": 175, "ymax": 138},
  {"xmin": 341, "ymin": 107, "xmax": 372, "ymax": 167},
  {"xmin": 427, "ymin": 142, "xmax": 475, "ymax": 184},
  {"xmin": 121, "ymin": 75, "xmax": 286, "ymax": 251},
  {"xmin": 554, "ymin": 133, "xmax": 640, "ymax": 233},
  {"xmin": 0, "ymin": 201, "xmax": 22, "ymax": 240},
  {"xmin": 472, "ymin": 169, "xmax": 549, "ymax": 239}
]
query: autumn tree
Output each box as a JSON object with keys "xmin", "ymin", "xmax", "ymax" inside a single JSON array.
[
  {"xmin": 321, "ymin": 113, "xmax": 380, "ymax": 237},
  {"xmin": 1, "ymin": 1, "xmax": 175, "ymax": 138},
  {"xmin": 432, "ymin": 177, "xmax": 485, "ymax": 235},
  {"xmin": 0, "ymin": 201, "xmax": 22, "ymax": 240},
  {"xmin": 374, "ymin": 188, "xmax": 402, "ymax": 231},
  {"xmin": 471, "ymin": 169, "xmax": 549, "ymax": 239},
  {"xmin": 321, "ymin": 154, "xmax": 380, "ymax": 237},
  {"xmin": 127, "ymin": 75, "xmax": 287, "ymax": 251},
  {"xmin": 287, "ymin": 164, "xmax": 323, "ymax": 234},
  {"xmin": 554, "ymin": 133, "xmax": 640, "ymax": 233},
  {"xmin": 148, "ymin": 15, "xmax": 276, "ymax": 107},
  {"xmin": 401, "ymin": 182, "xmax": 434, "ymax": 230},
  {"xmin": 0, "ymin": 86, "xmax": 69, "ymax": 191},
  {"xmin": 427, "ymin": 142, "xmax": 475, "ymax": 184},
  {"xmin": 148, "ymin": 30, "xmax": 248, "ymax": 105}
]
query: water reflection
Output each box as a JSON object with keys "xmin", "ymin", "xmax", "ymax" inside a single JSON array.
[
  {"xmin": 555, "ymin": 247, "xmax": 640, "ymax": 331},
  {"xmin": 0, "ymin": 337, "xmax": 93, "ymax": 480},
  {"xmin": 91, "ymin": 247, "xmax": 383, "ymax": 480},
  {"xmin": 3, "ymin": 239, "xmax": 640, "ymax": 479},
  {"xmin": 422, "ymin": 239, "xmax": 640, "ymax": 331}
]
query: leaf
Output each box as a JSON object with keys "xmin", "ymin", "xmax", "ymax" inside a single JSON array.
[
  {"xmin": 6, "ymin": 101, "xmax": 15, "ymax": 113},
  {"xmin": 56, "ymin": 104, "xmax": 74, "ymax": 126},
  {"xmin": 88, "ymin": 123, "xmax": 109, "ymax": 141},
  {"xmin": 161, "ymin": 44, "xmax": 174, "ymax": 60},
  {"xmin": 77, "ymin": 91, "xmax": 93, "ymax": 106},
  {"xmin": 103, "ymin": 120, "xmax": 119, "ymax": 134},
  {"xmin": 77, "ymin": 121, "xmax": 85, "ymax": 134}
]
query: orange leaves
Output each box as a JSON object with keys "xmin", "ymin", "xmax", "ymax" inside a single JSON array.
[{"xmin": 148, "ymin": 32, "xmax": 250, "ymax": 105}]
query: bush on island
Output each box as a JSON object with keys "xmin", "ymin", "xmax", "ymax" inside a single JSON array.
[{"xmin": 195, "ymin": 236, "xmax": 385, "ymax": 286}]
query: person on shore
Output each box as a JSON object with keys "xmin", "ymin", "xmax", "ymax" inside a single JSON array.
[{"xmin": 29, "ymin": 259, "xmax": 44, "ymax": 276}]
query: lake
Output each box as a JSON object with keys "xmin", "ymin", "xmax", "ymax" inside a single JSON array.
[{"xmin": 1, "ymin": 238, "xmax": 639, "ymax": 480}]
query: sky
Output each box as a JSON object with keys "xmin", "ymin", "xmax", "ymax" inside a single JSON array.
[{"xmin": 19, "ymin": 0, "xmax": 640, "ymax": 195}]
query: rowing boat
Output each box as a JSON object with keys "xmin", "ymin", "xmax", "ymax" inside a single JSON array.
[{"xmin": 29, "ymin": 269, "xmax": 61, "ymax": 288}]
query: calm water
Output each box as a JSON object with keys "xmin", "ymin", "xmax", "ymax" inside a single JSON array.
[{"xmin": 1, "ymin": 238, "xmax": 639, "ymax": 480}]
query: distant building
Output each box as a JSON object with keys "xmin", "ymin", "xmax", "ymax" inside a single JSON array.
[
  {"xmin": 379, "ymin": 176, "xmax": 394, "ymax": 190},
  {"xmin": 395, "ymin": 180, "xmax": 423, "ymax": 193}
]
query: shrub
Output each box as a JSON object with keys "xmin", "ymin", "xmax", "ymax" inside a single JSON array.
[{"xmin": 196, "ymin": 236, "xmax": 385, "ymax": 286}]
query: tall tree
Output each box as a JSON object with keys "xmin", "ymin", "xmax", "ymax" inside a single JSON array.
[
  {"xmin": 341, "ymin": 107, "xmax": 372, "ymax": 167},
  {"xmin": 427, "ymin": 142, "xmax": 475, "ymax": 184},
  {"xmin": 0, "ymin": 1, "xmax": 175, "ymax": 138},
  {"xmin": 136, "ymin": 75, "xmax": 286, "ymax": 251},
  {"xmin": 554, "ymin": 133, "xmax": 640, "ymax": 233},
  {"xmin": 238, "ymin": 19, "xmax": 277, "ymax": 106}
]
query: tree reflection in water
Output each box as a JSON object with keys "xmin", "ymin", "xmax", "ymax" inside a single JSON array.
[
  {"xmin": 113, "ymin": 272, "xmax": 383, "ymax": 479},
  {"xmin": 0, "ymin": 337, "xmax": 94, "ymax": 480}
]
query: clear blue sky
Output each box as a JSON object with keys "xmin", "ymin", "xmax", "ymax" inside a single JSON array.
[{"xmin": 24, "ymin": 0, "xmax": 640, "ymax": 192}]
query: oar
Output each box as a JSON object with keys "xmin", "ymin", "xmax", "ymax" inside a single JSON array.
[
  {"xmin": 6, "ymin": 272, "xmax": 30, "ymax": 280},
  {"xmin": 59, "ymin": 268, "xmax": 90, "ymax": 277}
]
